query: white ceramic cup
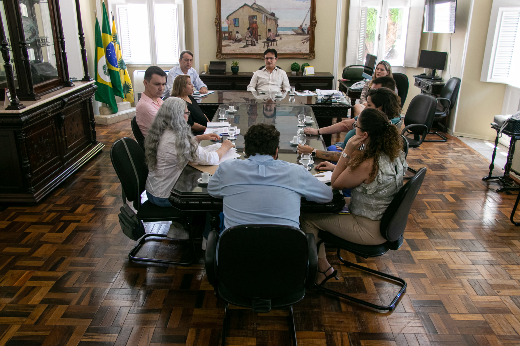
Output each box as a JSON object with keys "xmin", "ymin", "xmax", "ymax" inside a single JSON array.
[
  {"xmin": 200, "ymin": 172, "xmax": 211, "ymax": 183},
  {"xmin": 305, "ymin": 116, "xmax": 312, "ymax": 122},
  {"xmin": 276, "ymin": 92, "xmax": 282, "ymax": 97},
  {"xmin": 228, "ymin": 105, "xmax": 235, "ymax": 112},
  {"xmin": 292, "ymin": 135, "xmax": 298, "ymax": 143}
]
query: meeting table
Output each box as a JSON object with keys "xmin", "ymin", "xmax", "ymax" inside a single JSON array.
[{"xmin": 169, "ymin": 101, "xmax": 345, "ymax": 231}]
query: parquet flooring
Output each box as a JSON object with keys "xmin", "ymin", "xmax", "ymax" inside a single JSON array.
[{"xmin": 2, "ymin": 119, "xmax": 520, "ymax": 345}]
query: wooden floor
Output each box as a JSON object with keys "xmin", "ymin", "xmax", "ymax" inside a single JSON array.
[{"xmin": 2, "ymin": 120, "xmax": 520, "ymax": 346}]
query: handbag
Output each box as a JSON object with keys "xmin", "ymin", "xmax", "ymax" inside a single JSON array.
[{"xmin": 117, "ymin": 139, "xmax": 146, "ymax": 241}]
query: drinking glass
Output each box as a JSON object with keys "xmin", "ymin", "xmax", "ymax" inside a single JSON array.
[
  {"xmin": 300, "ymin": 154, "xmax": 311, "ymax": 170},
  {"xmin": 297, "ymin": 113, "xmax": 305, "ymax": 126},
  {"xmin": 297, "ymin": 134, "xmax": 306, "ymax": 145},
  {"xmin": 290, "ymin": 86, "xmax": 296, "ymax": 94},
  {"xmin": 219, "ymin": 108, "xmax": 226, "ymax": 119},
  {"xmin": 228, "ymin": 126, "xmax": 237, "ymax": 140},
  {"xmin": 297, "ymin": 128, "xmax": 305, "ymax": 136}
]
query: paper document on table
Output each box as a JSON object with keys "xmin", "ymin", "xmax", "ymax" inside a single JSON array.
[
  {"xmin": 316, "ymin": 89, "xmax": 342, "ymax": 96},
  {"xmin": 192, "ymin": 91, "xmax": 215, "ymax": 98},
  {"xmin": 207, "ymin": 122, "xmax": 230, "ymax": 127},
  {"xmin": 314, "ymin": 171, "xmax": 332, "ymax": 183},
  {"xmin": 295, "ymin": 90, "xmax": 316, "ymax": 96},
  {"xmin": 203, "ymin": 143, "xmax": 241, "ymax": 164},
  {"xmin": 204, "ymin": 127, "xmax": 241, "ymax": 136}
]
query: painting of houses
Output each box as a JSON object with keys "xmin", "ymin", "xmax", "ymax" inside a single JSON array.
[{"xmin": 216, "ymin": 0, "xmax": 316, "ymax": 59}]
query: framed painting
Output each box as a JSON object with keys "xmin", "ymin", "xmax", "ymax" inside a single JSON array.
[{"xmin": 215, "ymin": 0, "xmax": 316, "ymax": 59}]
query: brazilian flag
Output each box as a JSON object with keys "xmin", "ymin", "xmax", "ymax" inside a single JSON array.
[
  {"xmin": 112, "ymin": 15, "xmax": 134, "ymax": 103},
  {"xmin": 101, "ymin": 3, "xmax": 124, "ymax": 99},
  {"xmin": 94, "ymin": 17, "xmax": 118, "ymax": 113}
]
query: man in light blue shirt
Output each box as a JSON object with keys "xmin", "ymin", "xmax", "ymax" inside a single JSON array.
[
  {"xmin": 208, "ymin": 123, "xmax": 333, "ymax": 230},
  {"xmin": 163, "ymin": 50, "xmax": 208, "ymax": 98}
]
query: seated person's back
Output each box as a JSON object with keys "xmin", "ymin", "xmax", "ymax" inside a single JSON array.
[{"xmin": 208, "ymin": 123, "xmax": 333, "ymax": 229}]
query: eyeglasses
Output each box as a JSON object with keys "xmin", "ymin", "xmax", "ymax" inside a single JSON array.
[
  {"xmin": 353, "ymin": 121, "xmax": 365, "ymax": 131},
  {"xmin": 264, "ymin": 57, "xmax": 276, "ymax": 60}
]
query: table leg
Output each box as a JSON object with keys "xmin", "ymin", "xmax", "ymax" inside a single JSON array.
[{"xmin": 483, "ymin": 131, "xmax": 502, "ymax": 181}]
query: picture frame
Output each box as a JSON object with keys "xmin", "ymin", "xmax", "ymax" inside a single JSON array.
[{"xmin": 215, "ymin": 0, "xmax": 316, "ymax": 59}]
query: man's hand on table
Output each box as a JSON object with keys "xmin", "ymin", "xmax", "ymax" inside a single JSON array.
[{"xmin": 304, "ymin": 127, "xmax": 319, "ymax": 135}]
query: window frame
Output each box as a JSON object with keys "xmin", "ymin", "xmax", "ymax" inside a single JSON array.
[
  {"xmin": 346, "ymin": 0, "xmax": 425, "ymax": 68},
  {"xmin": 481, "ymin": 4, "xmax": 520, "ymax": 87}
]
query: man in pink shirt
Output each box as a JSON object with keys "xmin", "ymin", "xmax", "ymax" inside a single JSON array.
[{"xmin": 136, "ymin": 66, "xmax": 167, "ymax": 137}]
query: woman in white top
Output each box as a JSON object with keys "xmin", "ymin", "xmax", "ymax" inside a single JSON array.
[{"xmin": 145, "ymin": 97, "xmax": 234, "ymax": 207}]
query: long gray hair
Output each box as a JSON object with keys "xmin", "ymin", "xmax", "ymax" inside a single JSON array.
[{"xmin": 144, "ymin": 97, "xmax": 198, "ymax": 171}]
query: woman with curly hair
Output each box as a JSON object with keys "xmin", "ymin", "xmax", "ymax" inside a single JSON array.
[
  {"xmin": 144, "ymin": 97, "xmax": 234, "ymax": 207},
  {"xmin": 300, "ymin": 108, "xmax": 407, "ymax": 285},
  {"xmin": 298, "ymin": 87, "xmax": 401, "ymax": 164}
]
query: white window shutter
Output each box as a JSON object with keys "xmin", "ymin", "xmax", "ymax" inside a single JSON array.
[
  {"xmin": 404, "ymin": 0, "xmax": 425, "ymax": 67},
  {"xmin": 118, "ymin": 6, "xmax": 132, "ymax": 62},
  {"xmin": 346, "ymin": 0, "xmax": 362, "ymax": 66},
  {"xmin": 482, "ymin": 2, "xmax": 520, "ymax": 87},
  {"xmin": 491, "ymin": 9, "xmax": 520, "ymax": 81},
  {"xmin": 155, "ymin": 4, "xmax": 179, "ymax": 64},
  {"xmin": 357, "ymin": 7, "xmax": 368, "ymax": 64}
]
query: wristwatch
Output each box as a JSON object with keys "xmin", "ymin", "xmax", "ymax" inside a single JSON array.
[{"xmin": 311, "ymin": 149, "xmax": 317, "ymax": 158}]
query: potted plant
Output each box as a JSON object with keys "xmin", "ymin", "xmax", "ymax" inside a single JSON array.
[
  {"xmin": 301, "ymin": 63, "xmax": 310, "ymax": 73},
  {"xmin": 290, "ymin": 62, "xmax": 300, "ymax": 76},
  {"xmin": 231, "ymin": 60, "xmax": 239, "ymax": 74}
]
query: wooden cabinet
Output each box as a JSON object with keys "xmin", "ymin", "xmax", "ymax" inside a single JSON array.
[
  {"xmin": 0, "ymin": 82, "xmax": 103, "ymax": 202},
  {"xmin": 0, "ymin": 0, "xmax": 99, "ymax": 203},
  {"xmin": 199, "ymin": 72, "xmax": 334, "ymax": 91}
]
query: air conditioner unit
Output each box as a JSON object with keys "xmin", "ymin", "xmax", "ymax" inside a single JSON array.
[{"xmin": 133, "ymin": 69, "xmax": 172, "ymax": 103}]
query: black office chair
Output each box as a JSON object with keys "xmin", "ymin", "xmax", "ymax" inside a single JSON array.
[
  {"xmin": 316, "ymin": 167, "xmax": 427, "ymax": 311},
  {"xmin": 425, "ymin": 77, "xmax": 461, "ymax": 142},
  {"xmin": 338, "ymin": 65, "xmax": 370, "ymax": 90},
  {"xmin": 401, "ymin": 134, "xmax": 409, "ymax": 158},
  {"xmin": 131, "ymin": 116, "xmax": 145, "ymax": 151},
  {"xmin": 401, "ymin": 94, "xmax": 437, "ymax": 148},
  {"xmin": 393, "ymin": 73, "xmax": 409, "ymax": 108},
  {"xmin": 205, "ymin": 225, "xmax": 318, "ymax": 346},
  {"xmin": 110, "ymin": 137, "xmax": 196, "ymax": 266},
  {"xmin": 258, "ymin": 65, "xmax": 282, "ymax": 70}
]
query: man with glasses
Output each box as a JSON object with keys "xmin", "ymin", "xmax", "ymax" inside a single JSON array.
[
  {"xmin": 163, "ymin": 50, "xmax": 208, "ymax": 98},
  {"xmin": 247, "ymin": 49, "xmax": 290, "ymax": 93}
]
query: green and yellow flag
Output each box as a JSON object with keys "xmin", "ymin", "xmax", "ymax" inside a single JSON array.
[
  {"xmin": 112, "ymin": 14, "xmax": 134, "ymax": 103},
  {"xmin": 101, "ymin": 3, "xmax": 124, "ymax": 99},
  {"xmin": 94, "ymin": 17, "xmax": 118, "ymax": 113}
]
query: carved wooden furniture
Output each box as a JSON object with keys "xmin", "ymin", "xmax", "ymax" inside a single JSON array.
[
  {"xmin": 199, "ymin": 72, "xmax": 333, "ymax": 91},
  {"xmin": 0, "ymin": 0, "xmax": 101, "ymax": 203}
]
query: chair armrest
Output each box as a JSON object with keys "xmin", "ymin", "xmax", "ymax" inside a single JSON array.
[
  {"xmin": 305, "ymin": 233, "xmax": 318, "ymax": 289},
  {"xmin": 204, "ymin": 230, "xmax": 219, "ymax": 287},
  {"xmin": 401, "ymin": 124, "xmax": 428, "ymax": 136},
  {"xmin": 436, "ymin": 97, "xmax": 451, "ymax": 111}
]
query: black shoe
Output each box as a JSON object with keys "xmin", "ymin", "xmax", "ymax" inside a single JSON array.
[{"xmin": 315, "ymin": 266, "xmax": 339, "ymax": 287}]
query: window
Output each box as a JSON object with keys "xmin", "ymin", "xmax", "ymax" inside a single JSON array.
[
  {"xmin": 346, "ymin": 0, "xmax": 425, "ymax": 68},
  {"xmin": 116, "ymin": 0, "xmax": 185, "ymax": 65},
  {"xmin": 233, "ymin": 18, "xmax": 239, "ymax": 27},
  {"xmin": 481, "ymin": 4, "xmax": 520, "ymax": 88}
]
